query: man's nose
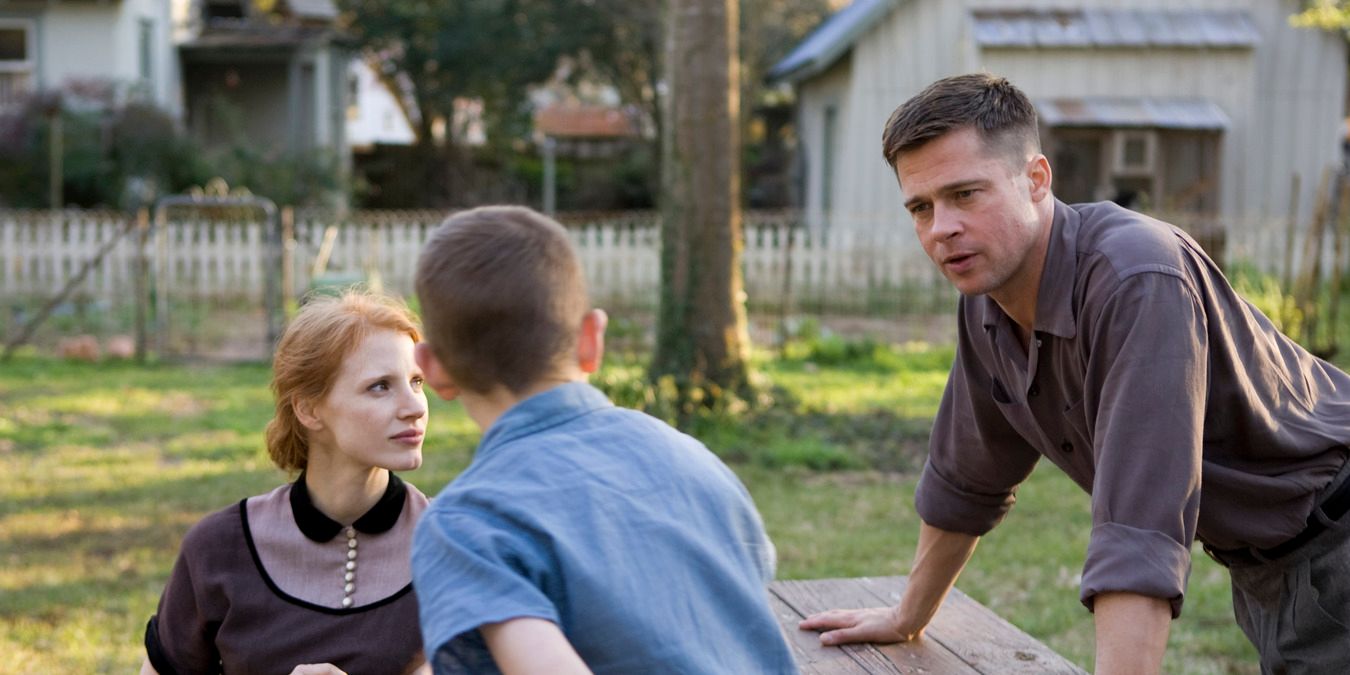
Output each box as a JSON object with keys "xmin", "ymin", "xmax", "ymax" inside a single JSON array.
[{"xmin": 930, "ymin": 204, "xmax": 963, "ymax": 240}]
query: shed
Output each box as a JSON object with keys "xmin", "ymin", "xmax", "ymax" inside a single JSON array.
[{"xmin": 771, "ymin": 0, "xmax": 1347, "ymax": 269}]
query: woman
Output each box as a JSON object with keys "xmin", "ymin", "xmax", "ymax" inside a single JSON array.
[{"xmin": 141, "ymin": 292, "xmax": 432, "ymax": 675}]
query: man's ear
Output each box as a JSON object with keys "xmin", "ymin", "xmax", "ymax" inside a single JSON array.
[
  {"xmin": 293, "ymin": 395, "xmax": 324, "ymax": 432},
  {"xmin": 415, "ymin": 342, "xmax": 462, "ymax": 401},
  {"xmin": 1026, "ymin": 153, "xmax": 1052, "ymax": 202},
  {"xmin": 577, "ymin": 309, "xmax": 607, "ymax": 375}
]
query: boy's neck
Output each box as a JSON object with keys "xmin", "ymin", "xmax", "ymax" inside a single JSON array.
[{"xmin": 461, "ymin": 370, "xmax": 585, "ymax": 432}]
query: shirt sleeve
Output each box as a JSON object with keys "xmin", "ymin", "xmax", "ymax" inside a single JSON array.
[
  {"xmin": 1078, "ymin": 271, "xmax": 1205, "ymax": 618},
  {"xmin": 145, "ymin": 520, "xmax": 226, "ymax": 675},
  {"xmin": 411, "ymin": 503, "xmax": 560, "ymax": 665},
  {"xmin": 916, "ymin": 302, "xmax": 1042, "ymax": 536}
]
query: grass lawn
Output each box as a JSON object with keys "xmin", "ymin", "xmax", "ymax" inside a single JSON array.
[{"xmin": 6, "ymin": 334, "xmax": 1344, "ymax": 673}]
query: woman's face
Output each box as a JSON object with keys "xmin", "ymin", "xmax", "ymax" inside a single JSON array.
[{"xmin": 307, "ymin": 329, "xmax": 428, "ymax": 473}]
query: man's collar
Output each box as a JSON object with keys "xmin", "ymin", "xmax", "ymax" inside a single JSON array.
[
  {"xmin": 290, "ymin": 471, "xmax": 407, "ymax": 542},
  {"xmin": 477, "ymin": 381, "xmax": 613, "ymax": 454},
  {"xmin": 979, "ymin": 199, "xmax": 1079, "ymax": 339}
]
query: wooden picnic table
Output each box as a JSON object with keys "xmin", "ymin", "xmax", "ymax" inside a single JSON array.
[{"xmin": 769, "ymin": 576, "xmax": 1086, "ymax": 674}]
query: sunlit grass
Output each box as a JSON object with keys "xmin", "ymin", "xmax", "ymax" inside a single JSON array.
[{"xmin": 0, "ymin": 337, "xmax": 1312, "ymax": 673}]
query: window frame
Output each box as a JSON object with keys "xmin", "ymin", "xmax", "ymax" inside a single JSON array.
[{"xmin": 0, "ymin": 18, "xmax": 36, "ymax": 73}]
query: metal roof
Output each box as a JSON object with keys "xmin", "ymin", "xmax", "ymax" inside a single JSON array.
[
  {"xmin": 1036, "ymin": 97, "xmax": 1231, "ymax": 130},
  {"xmin": 973, "ymin": 9, "xmax": 1259, "ymax": 49},
  {"xmin": 767, "ymin": 0, "xmax": 898, "ymax": 84}
]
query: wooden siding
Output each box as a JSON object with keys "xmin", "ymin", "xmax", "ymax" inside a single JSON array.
[{"xmin": 804, "ymin": 0, "xmax": 1347, "ymax": 273}]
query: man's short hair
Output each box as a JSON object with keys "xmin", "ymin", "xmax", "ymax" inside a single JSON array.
[
  {"xmin": 881, "ymin": 73, "xmax": 1040, "ymax": 168},
  {"xmin": 415, "ymin": 205, "xmax": 589, "ymax": 395}
]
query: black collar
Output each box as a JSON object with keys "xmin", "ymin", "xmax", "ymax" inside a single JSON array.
[{"xmin": 290, "ymin": 471, "xmax": 407, "ymax": 542}]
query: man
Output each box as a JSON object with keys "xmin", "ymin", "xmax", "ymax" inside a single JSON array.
[{"xmin": 799, "ymin": 73, "xmax": 1350, "ymax": 674}]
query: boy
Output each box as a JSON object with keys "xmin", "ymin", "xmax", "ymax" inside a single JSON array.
[{"xmin": 411, "ymin": 206, "xmax": 796, "ymax": 674}]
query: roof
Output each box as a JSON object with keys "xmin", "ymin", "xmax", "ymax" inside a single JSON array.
[
  {"xmin": 1037, "ymin": 97, "xmax": 1231, "ymax": 130},
  {"xmin": 534, "ymin": 105, "xmax": 640, "ymax": 139},
  {"xmin": 769, "ymin": 2, "xmax": 1260, "ymax": 85},
  {"xmin": 767, "ymin": 0, "xmax": 898, "ymax": 84},
  {"xmin": 181, "ymin": 23, "xmax": 335, "ymax": 51},
  {"xmin": 973, "ymin": 9, "xmax": 1260, "ymax": 49}
]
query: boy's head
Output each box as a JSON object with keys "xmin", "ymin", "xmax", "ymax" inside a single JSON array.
[{"xmin": 414, "ymin": 205, "xmax": 595, "ymax": 396}]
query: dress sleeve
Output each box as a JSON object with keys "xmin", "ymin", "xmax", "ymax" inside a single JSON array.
[
  {"xmin": 915, "ymin": 305, "xmax": 1042, "ymax": 536},
  {"xmin": 411, "ymin": 505, "xmax": 559, "ymax": 668},
  {"xmin": 145, "ymin": 514, "xmax": 228, "ymax": 675},
  {"xmin": 1078, "ymin": 272, "xmax": 1205, "ymax": 618}
]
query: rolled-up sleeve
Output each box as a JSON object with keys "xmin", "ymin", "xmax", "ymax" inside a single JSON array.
[
  {"xmin": 916, "ymin": 305, "xmax": 1041, "ymax": 536},
  {"xmin": 1079, "ymin": 271, "xmax": 1206, "ymax": 618}
]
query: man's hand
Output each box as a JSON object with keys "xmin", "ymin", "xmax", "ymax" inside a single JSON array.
[{"xmin": 799, "ymin": 606, "xmax": 916, "ymax": 646}]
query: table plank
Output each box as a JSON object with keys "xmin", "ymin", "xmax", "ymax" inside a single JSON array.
[
  {"xmin": 769, "ymin": 592, "xmax": 876, "ymax": 674},
  {"xmin": 852, "ymin": 576, "xmax": 1086, "ymax": 674},
  {"xmin": 771, "ymin": 578, "xmax": 978, "ymax": 673},
  {"xmin": 769, "ymin": 577, "xmax": 1087, "ymax": 674}
]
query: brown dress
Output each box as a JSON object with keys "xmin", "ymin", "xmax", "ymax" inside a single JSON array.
[{"xmin": 145, "ymin": 473, "xmax": 428, "ymax": 674}]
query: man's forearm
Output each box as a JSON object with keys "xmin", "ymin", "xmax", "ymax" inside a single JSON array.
[
  {"xmin": 894, "ymin": 521, "xmax": 980, "ymax": 637},
  {"xmin": 1093, "ymin": 592, "xmax": 1170, "ymax": 675}
]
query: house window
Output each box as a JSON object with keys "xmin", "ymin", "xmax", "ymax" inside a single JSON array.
[
  {"xmin": 1113, "ymin": 130, "xmax": 1156, "ymax": 176},
  {"xmin": 0, "ymin": 19, "xmax": 34, "ymax": 109},
  {"xmin": 138, "ymin": 19, "xmax": 155, "ymax": 90},
  {"xmin": 1048, "ymin": 127, "xmax": 1219, "ymax": 213}
]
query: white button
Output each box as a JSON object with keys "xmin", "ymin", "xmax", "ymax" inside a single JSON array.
[
  {"xmin": 346, "ymin": 561, "xmax": 356, "ymax": 571},
  {"xmin": 345, "ymin": 571, "xmax": 355, "ymax": 582},
  {"xmin": 348, "ymin": 538, "xmax": 358, "ymax": 549},
  {"xmin": 344, "ymin": 582, "xmax": 355, "ymax": 593},
  {"xmin": 341, "ymin": 597, "xmax": 353, "ymax": 608},
  {"xmin": 344, "ymin": 527, "xmax": 355, "ymax": 538},
  {"xmin": 347, "ymin": 549, "xmax": 357, "ymax": 560}
]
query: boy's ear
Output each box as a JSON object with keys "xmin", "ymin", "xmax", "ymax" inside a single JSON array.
[
  {"xmin": 415, "ymin": 342, "xmax": 462, "ymax": 401},
  {"xmin": 293, "ymin": 395, "xmax": 324, "ymax": 432},
  {"xmin": 577, "ymin": 309, "xmax": 607, "ymax": 375}
]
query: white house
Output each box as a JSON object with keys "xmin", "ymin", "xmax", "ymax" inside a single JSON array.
[
  {"xmin": 172, "ymin": 0, "xmax": 350, "ymax": 156},
  {"xmin": 346, "ymin": 57, "xmax": 416, "ymax": 152},
  {"xmin": 0, "ymin": 0, "xmax": 179, "ymax": 114},
  {"xmin": 771, "ymin": 0, "xmax": 1348, "ymax": 269}
]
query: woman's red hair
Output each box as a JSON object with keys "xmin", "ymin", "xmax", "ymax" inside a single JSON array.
[{"xmin": 264, "ymin": 291, "xmax": 421, "ymax": 471}]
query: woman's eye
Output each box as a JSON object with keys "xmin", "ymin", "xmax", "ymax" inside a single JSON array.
[
  {"xmin": 369, "ymin": 380, "xmax": 389, "ymax": 392},
  {"xmin": 411, "ymin": 377, "xmax": 425, "ymax": 390}
]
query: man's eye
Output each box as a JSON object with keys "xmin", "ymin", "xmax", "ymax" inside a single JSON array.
[
  {"xmin": 909, "ymin": 203, "xmax": 931, "ymax": 216},
  {"xmin": 955, "ymin": 189, "xmax": 977, "ymax": 201}
]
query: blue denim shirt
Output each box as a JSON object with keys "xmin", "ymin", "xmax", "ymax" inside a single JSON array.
[{"xmin": 412, "ymin": 382, "xmax": 795, "ymax": 674}]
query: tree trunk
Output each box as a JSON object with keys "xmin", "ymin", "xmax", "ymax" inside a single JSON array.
[{"xmin": 651, "ymin": 0, "xmax": 751, "ymax": 398}]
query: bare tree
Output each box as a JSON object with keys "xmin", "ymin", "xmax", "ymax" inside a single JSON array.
[{"xmin": 651, "ymin": 0, "xmax": 752, "ymax": 400}]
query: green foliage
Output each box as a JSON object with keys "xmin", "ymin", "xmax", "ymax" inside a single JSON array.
[
  {"xmin": 0, "ymin": 91, "xmax": 343, "ymax": 209},
  {"xmin": 1227, "ymin": 262, "xmax": 1305, "ymax": 343},
  {"xmin": 1291, "ymin": 0, "xmax": 1350, "ymax": 31},
  {"xmin": 0, "ymin": 95, "xmax": 211, "ymax": 209}
]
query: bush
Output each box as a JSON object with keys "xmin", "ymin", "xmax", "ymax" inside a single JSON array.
[
  {"xmin": 1227, "ymin": 262, "xmax": 1304, "ymax": 343},
  {"xmin": 0, "ymin": 86, "xmax": 345, "ymax": 209}
]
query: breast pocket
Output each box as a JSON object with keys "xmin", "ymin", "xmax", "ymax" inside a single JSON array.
[{"xmin": 1054, "ymin": 397, "xmax": 1095, "ymax": 481}]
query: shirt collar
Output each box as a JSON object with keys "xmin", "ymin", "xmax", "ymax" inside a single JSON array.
[
  {"xmin": 290, "ymin": 470, "xmax": 407, "ymax": 542},
  {"xmin": 979, "ymin": 198, "xmax": 1080, "ymax": 340},
  {"xmin": 477, "ymin": 381, "xmax": 614, "ymax": 456}
]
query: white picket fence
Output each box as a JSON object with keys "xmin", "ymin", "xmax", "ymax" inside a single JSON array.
[
  {"xmin": 1, "ymin": 207, "xmax": 1321, "ymax": 316},
  {"xmin": 0, "ymin": 209, "xmax": 952, "ymax": 313}
]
